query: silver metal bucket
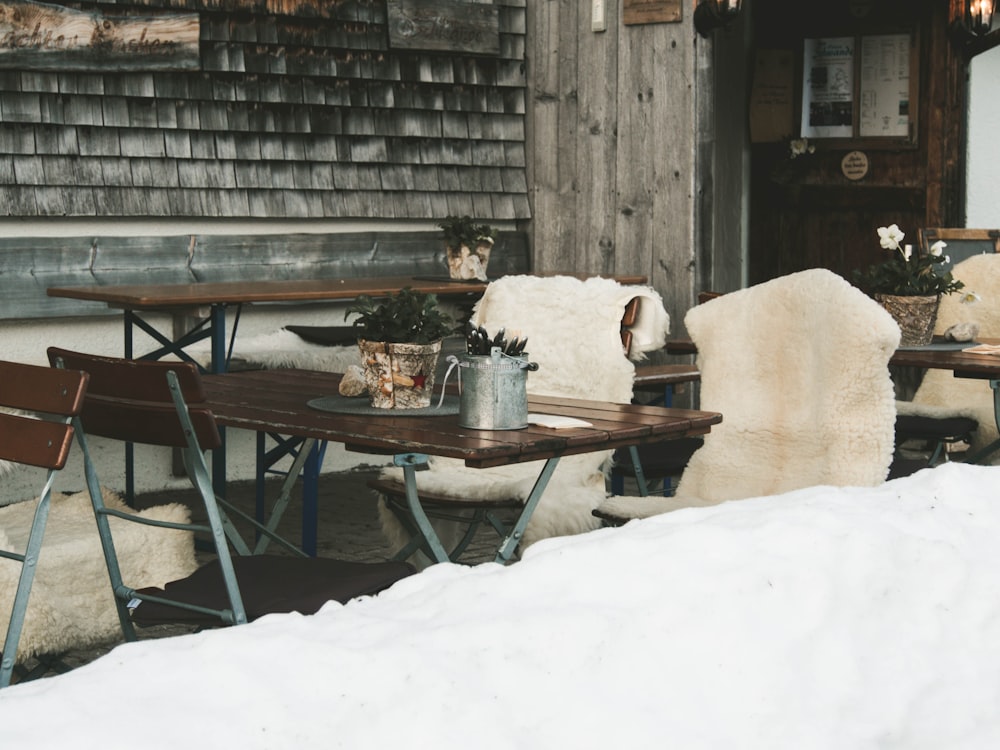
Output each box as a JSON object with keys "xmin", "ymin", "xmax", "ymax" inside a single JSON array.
[{"xmin": 444, "ymin": 348, "xmax": 538, "ymax": 430}]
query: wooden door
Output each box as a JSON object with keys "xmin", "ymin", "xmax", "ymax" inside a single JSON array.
[{"xmin": 747, "ymin": 0, "xmax": 966, "ymax": 285}]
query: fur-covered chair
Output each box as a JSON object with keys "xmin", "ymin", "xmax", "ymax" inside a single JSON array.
[
  {"xmin": 373, "ymin": 275, "xmax": 670, "ymax": 564},
  {"xmin": 895, "ymin": 253, "xmax": 1000, "ymax": 464},
  {"xmin": 596, "ymin": 268, "xmax": 900, "ymax": 522},
  {"xmin": 1, "ymin": 489, "xmax": 196, "ymax": 667}
]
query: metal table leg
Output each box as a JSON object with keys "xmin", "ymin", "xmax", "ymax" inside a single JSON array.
[
  {"xmin": 396, "ymin": 453, "xmax": 451, "ymax": 564},
  {"xmin": 393, "ymin": 453, "xmax": 562, "ymax": 566},
  {"xmin": 494, "ymin": 457, "xmax": 560, "ymax": 564},
  {"xmin": 964, "ymin": 377, "xmax": 1000, "ymax": 464}
]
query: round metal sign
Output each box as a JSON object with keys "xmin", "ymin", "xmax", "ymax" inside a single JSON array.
[{"xmin": 841, "ymin": 150, "xmax": 870, "ymax": 181}]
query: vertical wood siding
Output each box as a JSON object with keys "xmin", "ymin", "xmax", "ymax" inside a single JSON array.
[{"xmin": 528, "ymin": 1, "xmax": 700, "ymax": 337}]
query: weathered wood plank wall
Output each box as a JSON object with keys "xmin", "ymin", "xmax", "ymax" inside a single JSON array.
[
  {"xmin": 527, "ymin": 0, "xmax": 702, "ymax": 337},
  {"xmin": 0, "ymin": 0, "xmax": 529, "ymax": 222}
]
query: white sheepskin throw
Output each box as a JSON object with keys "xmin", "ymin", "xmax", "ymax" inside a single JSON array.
[
  {"xmin": 895, "ymin": 253, "xmax": 1000, "ymax": 463},
  {"xmin": 0, "ymin": 488, "xmax": 197, "ymax": 660},
  {"xmin": 0, "ymin": 408, "xmax": 29, "ymax": 490},
  {"xmin": 599, "ymin": 268, "xmax": 900, "ymax": 520},
  {"xmin": 377, "ymin": 275, "xmax": 670, "ymax": 563},
  {"xmin": 189, "ymin": 329, "xmax": 362, "ymax": 373}
]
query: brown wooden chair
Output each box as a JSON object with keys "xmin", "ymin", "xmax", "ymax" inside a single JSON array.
[
  {"xmin": 893, "ymin": 250, "xmax": 1000, "ymax": 467},
  {"xmin": 47, "ymin": 347, "xmax": 414, "ymax": 636},
  {"xmin": 1, "ymin": 360, "xmax": 88, "ymax": 687},
  {"xmin": 596, "ymin": 270, "xmax": 900, "ymax": 524}
]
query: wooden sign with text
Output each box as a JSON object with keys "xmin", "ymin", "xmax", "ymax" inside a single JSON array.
[
  {"xmin": 387, "ymin": 0, "xmax": 499, "ymax": 55},
  {"xmin": 623, "ymin": 0, "xmax": 682, "ymax": 25},
  {"xmin": 0, "ymin": 0, "xmax": 200, "ymax": 71}
]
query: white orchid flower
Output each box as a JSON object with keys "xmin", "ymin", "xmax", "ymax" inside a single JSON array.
[
  {"xmin": 960, "ymin": 291, "xmax": 982, "ymax": 304},
  {"xmin": 929, "ymin": 240, "xmax": 947, "ymax": 256},
  {"xmin": 902, "ymin": 244, "xmax": 913, "ymax": 261},
  {"xmin": 877, "ymin": 224, "xmax": 904, "ymax": 251},
  {"xmin": 789, "ymin": 138, "xmax": 813, "ymax": 158}
]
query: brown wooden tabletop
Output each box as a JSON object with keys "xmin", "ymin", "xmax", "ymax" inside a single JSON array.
[
  {"xmin": 47, "ymin": 272, "xmax": 648, "ymax": 311},
  {"xmin": 202, "ymin": 369, "xmax": 721, "ymax": 470},
  {"xmin": 664, "ymin": 337, "xmax": 1000, "ymax": 379},
  {"xmin": 888, "ymin": 337, "xmax": 1000, "ymax": 379}
]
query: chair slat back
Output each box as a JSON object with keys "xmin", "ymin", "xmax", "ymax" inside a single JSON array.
[
  {"xmin": 46, "ymin": 348, "xmax": 221, "ymax": 451},
  {"xmin": 0, "ymin": 360, "xmax": 88, "ymax": 471}
]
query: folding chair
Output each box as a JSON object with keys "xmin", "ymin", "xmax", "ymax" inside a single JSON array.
[
  {"xmin": 370, "ymin": 275, "xmax": 671, "ymax": 565},
  {"xmin": 1, "ymin": 360, "xmax": 88, "ymax": 688},
  {"xmin": 596, "ymin": 269, "xmax": 900, "ymax": 524},
  {"xmin": 48, "ymin": 348, "xmax": 414, "ymax": 636},
  {"xmin": 894, "ymin": 252, "xmax": 1000, "ymax": 467}
]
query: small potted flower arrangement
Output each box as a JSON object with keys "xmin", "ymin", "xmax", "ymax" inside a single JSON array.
[
  {"xmin": 852, "ymin": 224, "xmax": 964, "ymax": 346},
  {"xmin": 345, "ymin": 288, "xmax": 457, "ymax": 409},
  {"xmin": 438, "ymin": 215, "xmax": 497, "ymax": 281}
]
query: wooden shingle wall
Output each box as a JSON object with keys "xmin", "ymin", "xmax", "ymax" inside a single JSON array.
[{"xmin": 0, "ymin": 0, "xmax": 529, "ymax": 221}]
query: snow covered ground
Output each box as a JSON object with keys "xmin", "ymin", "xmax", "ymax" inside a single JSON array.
[{"xmin": 2, "ymin": 462, "xmax": 999, "ymax": 750}]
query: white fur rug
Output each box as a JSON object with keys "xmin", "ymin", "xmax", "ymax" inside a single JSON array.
[
  {"xmin": 189, "ymin": 329, "xmax": 362, "ymax": 373},
  {"xmin": 599, "ymin": 268, "xmax": 901, "ymax": 519},
  {"xmin": 0, "ymin": 488, "xmax": 197, "ymax": 660},
  {"xmin": 895, "ymin": 253, "xmax": 1000, "ymax": 463},
  {"xmin": 376, "ymin": 275, "xmax": 670, "ymax": 562},
  {"xmin": 0, "ymin": 407, "xmax": 28, "ymax": 489}
]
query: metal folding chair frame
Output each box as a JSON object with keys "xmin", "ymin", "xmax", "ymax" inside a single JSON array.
[{"xmin": 0, "ymin": 362, "xmax": 87, "ymax": 688}]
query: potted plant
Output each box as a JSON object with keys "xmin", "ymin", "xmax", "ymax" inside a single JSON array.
[
  {"xmin": 853, "ymin": 224, "xmax": 965, "ymax": 346},
  {"xmin": 345, "ymin": 287, "xmax": 457, "ymax": 408},
  {"xmin": 438, "ymin": 215, "xmax": 498, "ymax": 281}
]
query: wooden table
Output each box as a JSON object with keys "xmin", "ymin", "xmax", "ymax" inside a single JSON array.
[
  {"xmin": 202, "ymin": 369, "xmax": 722, "ymax": 562},
  {"xmin": 48, "ymin": 273, "xmax": 647, "ymax": 374},
  {"xmin": 47, "ymin": 276, "xmax": 487, "ymax": 376},
  {"xmin": 663, "ymin": 336, "xmax": 1000, "ymax": 464},
  {"xmin": 666, "ymin": 336, "xmax": 1000, "ymax": 376},
  {"xmin": 49, "ymin": 273, "xmax": 647, "ymax": 500}
]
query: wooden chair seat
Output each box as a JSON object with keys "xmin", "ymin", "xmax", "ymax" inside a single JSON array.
[{"xmin": 131, "ymin": 555, "xmax": 413, "ymax": 626}]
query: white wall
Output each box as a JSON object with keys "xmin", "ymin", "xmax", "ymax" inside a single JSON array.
[{"xmin": 966, "ymin": 45, "xmax": 1000, "ymax": 227}]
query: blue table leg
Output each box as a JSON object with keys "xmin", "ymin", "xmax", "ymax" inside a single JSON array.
[
  {"xmin": 301, "ymin": 440, "xmax": 327, "ymax": 557},
  {"xmin": 125, "ymin": 311, "xmax": 136, "ymax": 504},
  {"xmin": 208, "ymin": 304, "xmax": 228, "ymax": 503}
]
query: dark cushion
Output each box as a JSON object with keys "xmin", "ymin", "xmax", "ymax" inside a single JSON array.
[
  {"xmin": 612, "ymin": 437, "xmax": 704, "ymax": 477},
  {"xmin": 132, "ymin": 555, "xmax": 414, "ymax": 627},
  {"xmin": 284, "ymin": 325, "xmax": 358, "ymax": 347},
  {"xmin": 888, "ymin": 456, "xmax": 933, "ymax": 480},
  {"xmin": 895, "ymin": 414, "xmax": 978, "ymax": 442}
]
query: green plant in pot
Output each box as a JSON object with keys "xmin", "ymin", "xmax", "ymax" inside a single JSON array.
[
  {"xmin": 852, "ymin": 224, "xmax": 964, "ymax": 346},
  {"xmin": 345, "ymin": 288, "xmax": 457, "ymax": 409},
  {"xmin": 438, "ymin": 215, "xmax": 497, "ymax": 281}
]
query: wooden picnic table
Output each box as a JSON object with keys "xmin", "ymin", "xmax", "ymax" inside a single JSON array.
[{"xmin": 202, "ymin": 368, "xmax": 721, "ymax": 561}]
